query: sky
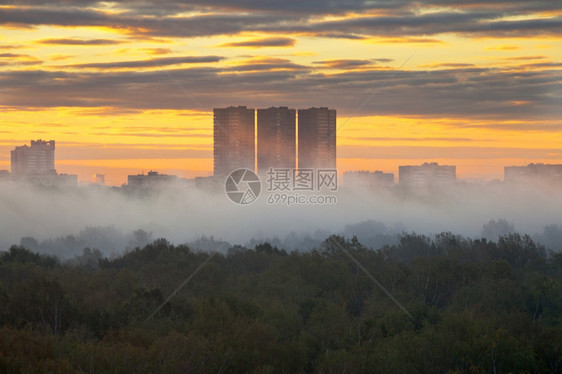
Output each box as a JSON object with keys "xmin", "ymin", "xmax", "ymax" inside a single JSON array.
[{"xmin": 0, "ymin": 0, "xmax": 561, "ymax": 186}]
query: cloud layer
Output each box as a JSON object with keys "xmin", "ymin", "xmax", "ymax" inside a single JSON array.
[{"xmin": 1, "ymin": 1, "xmax": 560, "ymax": 38}]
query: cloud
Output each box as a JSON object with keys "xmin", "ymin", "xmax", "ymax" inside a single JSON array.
[
  {"xmin": 36, "ymin": 38, "xmax": 124, "ymax": 45},
  {"xmin": 315, "ymin": 59, "xmax": 377, "ymax": 69},
  {"xmin": 485, "ymin": 44, "xmax": 522, "ymax": 51},
  {"xmin": 225, "ymin": 57, "xmax": 309, "ymax": 72},
  {"xmin": 0, "ymin": 1, "xmax": 560, "ymax": 39},
  {"xmin": 66, "ymin": 55, "xmax": 224, "ymax": 69},
  {"xmin": 421, "ymin": 62, "xmax": 476, "ymax": 68},
  {"xmin": 142, "ymin": 48, "xmax": 173, "ymax": 55},
  {"xmin": 338, "ymin": 145, "xmax": 562, "ymax": 160},
  {"xmin": 298, "ymin": 13, "xmax": 562, "ymax": 38},
  {"xmin": 48, "ymin": 54, "xmax": 74, "ymax": 61},
  {"xmin": 0, "ymin": 44, "xmax": 22, "ymax": 49},
  {"xmin": 0, "ymin": 53, "xmax": 27, "ymax": 57},
  {"xmin": 219, "ymin": 37, "xmax": 296, "ymax": 48},
  {"xmin": 344, "ymin": 136, "xmax": 480, "ymax": 142},
  {"xmin": 0, "ymin": 52, "xmax": 42, "ymax": 65},
  {"xmin": 1, "ymin": 62, "xmax": 560, "ymax": 122},
  {"xmin": 497, "ymin": 55, "xmax": 548, "ymax": 61}
]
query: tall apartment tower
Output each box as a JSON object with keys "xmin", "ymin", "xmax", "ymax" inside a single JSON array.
[
  {"xmin": 11, "ymin": 140, "xmax": 56, "ymax": 176},
  {"xmin": 298, "ymin": 107, "xmax": 336, "ymax": 169},
  {"xmin": 213, "ymin": 106, "xmax": 255, "ymax": 176},
  {"xmin": 257, "ymin": 107, "xmax": 296, "ymax": 174}
]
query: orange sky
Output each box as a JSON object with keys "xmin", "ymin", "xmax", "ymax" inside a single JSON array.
[{"xmin": 1, "ymin": 2, "xmax": 561, "ymax": 185}]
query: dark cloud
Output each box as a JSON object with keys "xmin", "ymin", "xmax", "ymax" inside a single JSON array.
[
  {"xmin": 36, "ymin": 38, "xmax": 124, "ymax": 45},
  {"xmin": 219, "ymin": 37, "xmax": 296, "ymax": 48},
  {"xmin": 0, "ymin": 0, "xmax": 405, "ymax": 15},
  {"xmin": 311, "ymin": 33, "xmax": 366, "ymax": 40},
  {"xmin": 498, "ymin": 55, "xmax": 547, "ymax": 61},
  {"xmin": 345, "ymin": 136, "xmax": 480, "ymax": 142},
  {"xmin": 3, "ymin": 0, "xmax": 558, "ymax": 17},
  {"xmin": 0, "ymin": 53, "xmax": 26, "ymax": 58},
  {"xmin": 68, "ymin": 55, "xmax": 224, "ymax": 69},
  {"xmin": 142, "ymin": 48, "xmax": 173, "ymax": 55},
  {"xmin": 0, "ymin": 52, "xmax": 42, "ymax": 65},
  {"xmin": 339, "ymin": 145, "xmax": 562, "ymax": 160},
  {"xmin": 57, "ymin": 146, "xmax": 211, "ymax": 160},
  {"xmin": 0, "ymin": 44, "xmax": 22, "ymax": 49},
  {"xmin": 295, "ymin": 13, "xmax": 562, "ymax": 38},
  {"xmin": 0, "ymin": 1, "xmax": 560, "ymax": 38},
  {"xmin": 224, "ymin": 57, "xmax": 309, "ymax": 72},
  {"xmin": 422, "ymin": 63, "xmax": 476, "ymax": 68},
  {"xmin": 456, "ymin": 122, "xmax": 562, "ymax": 133},
  {"xmin": 1, "ymin": 62, "xmax": 560, "ymax": 121},
  {"xmin": 315, "ymin": 59, "xmax": 376, "ymax": 69},
  {"xmin": 0, "ymin": 7, "xmax": 282, "ymax": 37}
]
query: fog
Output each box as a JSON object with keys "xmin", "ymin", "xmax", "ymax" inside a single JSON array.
[{"xmin": 0, "ymin": 179, "xmax": 561, "ymax": 259}]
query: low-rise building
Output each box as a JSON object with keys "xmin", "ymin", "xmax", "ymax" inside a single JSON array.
[
  {"xmin": 504, "ymin": 163, "xmax": 562, "ymax": 184},
  {"xmin": 127, "ymin": 171, "xmax": 178, "ymax": 188},
  {"xmin": 343, "ymin": 170, "xmax": 394, "ymax": 188},
  {"xmin": 399, "ymin": 162, "xmax": 456, "ymax": 188}
]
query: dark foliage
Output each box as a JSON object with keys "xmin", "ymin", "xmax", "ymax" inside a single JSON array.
[{"xmin": 0, "ymin": 233, "xmax": 560, "ymax": 373}]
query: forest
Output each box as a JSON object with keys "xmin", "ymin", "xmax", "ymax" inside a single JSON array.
[{"xmin": 0, "ymin": 232, "xmax": 561, "ymax": 373}]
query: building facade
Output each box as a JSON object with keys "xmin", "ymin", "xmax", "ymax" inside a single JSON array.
[
  {"xmin": 94, "ymin": 174, "xmax": 105, "ymax": 185},
  {"xmin": 298, "ymin": 107, "xmax": 336, "ymax": 169},
  {"xmin": 257, "ymin": 107, "xmax": 296, "ymax": 174},
  {"xmin": 11, "ymin": 140, "xmax": 56, "ymax": 176},
  {"xmin": 505, "ymin": 163, "xmax": 562, "ymax": 184},
  {"xmin": 213, "ymin": 106, "xmax": 256, "ymax": 176},
  {"xmin": 128, "ymin": 171, "xmax": 177, "ymax": 188},
  {"xmin": 343, "ymin": 170, "xmax": 394, "ymax": 188},
  {"xmin": 399, "ymin": 162, "xmax": 456, "ymax": 187}
]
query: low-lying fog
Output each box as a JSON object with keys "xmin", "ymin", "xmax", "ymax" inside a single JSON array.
[{"xmin": 0, "ymin": 180, "xmax": 561, "ymax": 259}]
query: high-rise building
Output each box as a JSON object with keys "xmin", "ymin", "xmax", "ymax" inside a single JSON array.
[
  {"xmin": 213, "ymin": 106, "xmax": 255, "ymax": 176},
  {"xmin": 257, "ymin": 107, "xmax": 296, "ymax": 174},
  {"xmin": 399, "ymin": 162, "xmax": 456, "ymax": 187},
  {"xmin": 298, "ymin": 107, "xmax": 336, "ymax": 169},
  {"xmin": 11, "ymin": 140, "xmax": 56, "ymax": 176}
]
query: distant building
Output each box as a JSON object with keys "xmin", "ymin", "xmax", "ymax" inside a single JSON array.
[
  {"xmin": 504, "ymin": 163, "xmax": 562, "ymax": 184},
  {"xmin": 55, "ymin": 173, "xmax": 78, "ymax": 186},
  {"xmin": 94, "ymin": 174, "xmax": 105, "ymax": 185},
  {"xmin": 128, "ymin": 171, "xmax": 177, "ymax": 188},
  {"xmin": 257, "ymin": 107, "xmax": 296, "ymax": 174},
  {"xmin": 214, "ymin": 106, "xmax": 255, "ymax": 176},
  {"xmin": 344, "ymin": 170, "xmax": 394, "ymax": 188},
  {"xmin": 194, "ymin": 175, "xmax": 224, "ymax": 193},
  {"xmin": 11, "ymin": 140, "xmax": 56, "ymax": 176},
  {"xmin": 22, "ymin": 173, "xmax": 78, "ymax": 187},
  {"xmin": 298, "ymin": 107, "xmax": 336, "ymax": 169},
  {"xmin": 399, "ymin": 162, "xmax": 456, "ymax": 187},
  {"xmin": 0, "ymin": 170, "xmax": 10, "ymax": 180}
]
